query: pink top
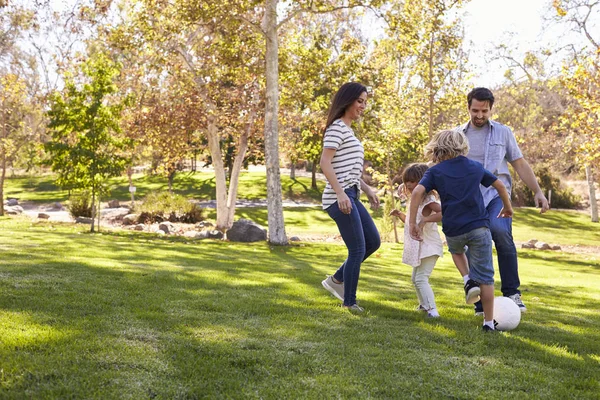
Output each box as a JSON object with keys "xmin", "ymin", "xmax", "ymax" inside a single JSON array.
[{"xmin": 402, "ymin": 194, "xmax": 444, "ymax": 267}]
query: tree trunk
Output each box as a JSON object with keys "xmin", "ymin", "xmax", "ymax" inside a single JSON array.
[
  {"xmin": 290, "ymin": 163, "xmax": 295, "ymax": 180},
  {"xmin": 128, "ymin": 167, "xmax": 134, "ymax": 208},
  {"xmin": 586, "ymin": 164, "xmax": 598, "ymax": 222},
  {"xmin": 311, "ymin": 158, "xmax": 317, "ymax": 190},
  {"xmin": 225, "ymin": 111, "xmax": 254, "ymax": 229},
  {"xmin": 0, "ymin": 151, "xmax": 5, "ymax": 217},
  {"xmin": 263, "ymin": 0, "xmax": 287, "ymax": 245},
  {"xmin": 206, "ymin": 115, "xmax": 230, "ymax": 231},
  {"xmin": 90, "ymin": 189, "xmax": 96, "ymax": 233}
]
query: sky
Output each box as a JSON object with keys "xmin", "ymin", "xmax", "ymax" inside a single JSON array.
[{"xmin": 460, "ymin": 0, "xmax": 586, "ymax": 87}]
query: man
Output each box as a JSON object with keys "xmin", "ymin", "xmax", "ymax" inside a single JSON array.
[{"xmin": 458, "ymin": 87, "xmax": 550, "ymax": 314}]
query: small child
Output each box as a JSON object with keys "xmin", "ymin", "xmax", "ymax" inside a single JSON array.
[
  {"xmin": 408, "ymin": 130, "xmax": 513, "ymax": 332},
  {"xmin": 390, "ymin": 163, "xmax": 443, "ymax": 318}
]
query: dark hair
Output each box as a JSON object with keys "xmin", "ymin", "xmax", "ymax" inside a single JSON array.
[
  {"xmin": 402, "ymin": 163, "xmax": 429, "ymax": 184},
  {"xmin": 324, "ymin": 82, "xmax": 368, "ymax": 131},
  {"xmin": 467, "ymin": 87, "xmax": 495, "ymax": 108}
]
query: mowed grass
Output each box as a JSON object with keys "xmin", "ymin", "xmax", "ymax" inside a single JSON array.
[
  {"xmin": 3, "ymin": 171, "xmax": 325, "ymax": 204},
  {"xmin": 0, "ymin": 216, "xmax": 599, "ymax": 399}
]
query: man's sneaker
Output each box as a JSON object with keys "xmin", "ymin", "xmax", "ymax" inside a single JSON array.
[
  {"xmin": 507, "ymin": 293, "xmax": 527, "ymax": 313},
  {"xmin": 344, "ymin": 304, "xmax": 364, "ymax": 313},
  {"xmin": 482, "ymin": 320, "xmax": 499, "ymax": 332},
  {"xmin": 321, "ymin": 275, "xmax": 344, "ymax": 301},
  {"xmin": 464, "ymin": 279, "xmax": 481, "ymax": 304},
  {"xmin": 474, "ymin": 301, "xmax": 484, "ymax": 316},
  {"xmin": 416, "ymin": 304, "xmax": 428, "ymax": 312}
]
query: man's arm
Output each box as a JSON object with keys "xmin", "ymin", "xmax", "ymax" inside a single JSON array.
[{"xmin": 510, "ymin": 158, "xmax": 550, "ymax": 213}]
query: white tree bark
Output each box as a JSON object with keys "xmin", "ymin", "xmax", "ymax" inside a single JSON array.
[
  {"xmin": 586, "ymin": 164, "xmax": 598, "ymax": 222},
  {"xmin": 263, "ymin": 0, "xmax": 288, "ymax": 245}
]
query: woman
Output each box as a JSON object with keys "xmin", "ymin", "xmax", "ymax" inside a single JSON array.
[{"xmin": 320, "ymin": 82, "xmax": 381, "ymax": 312}]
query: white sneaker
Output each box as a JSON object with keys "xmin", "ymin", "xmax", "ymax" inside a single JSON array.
[
  {"xmin": 508, "ymin": 293, "xmax": 527, "ymax": 313},
  {"xmin": 321, "ymin": 275, "xmax": 344, "ymax": 302}
]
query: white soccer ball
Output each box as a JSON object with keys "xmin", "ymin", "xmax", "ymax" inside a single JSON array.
[{"xmin": 493, "ymin": 296, "xmax": 521, "ymax": 331}]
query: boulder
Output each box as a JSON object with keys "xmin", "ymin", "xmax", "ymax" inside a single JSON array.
[
  {"xmin": 7, "ymin": 198, "xmax": 19, "ymax": 206},
  {"xmin": 52, "ymin": 202, "xmax": 64, "ymax": 210},
  {"xmin": 123, "ymin": 214, "xmax": 138, "ymax": 225},
  {"xmin": 289, "ymin": 236, "xmax": 301, "ymax": 242},
  {"xmin": 207, "ymin": 230, "xmax": 223, "ymax": 239},
  {"xmin": 184, "ymin": 230, "xmax": 200, "ymax": 238},
  {"xmin": 38, "ymin": 213, "xmax": 51, "ymax": 219},
  {"xmin": 75, "ymin": 217, "xmax": 93, "ymax": 224},
  {"xmin": 196, "ymin": 221, "xmax": 214, "ymax": 229},
  {"xmin": 534, "ymin": 242, "xmax": 551, "ymax": 250},
  {"xmin": 158, "ymin": 221, "xmax": 174, "ymax": 234},
  {"xmin": 521, "ymin": 243, "xmax": 534, "ymax": 249},
  {"xmin": 108, "ymin": 199, "xmax": 120, "ymax": 208},
  {"xmin": 4, "ymin": 205, "xmax": 24, "ymax": 215},
  {"xmin": 227, "ymin": 219, "xmax": 267, "ymax": 242},
  {"xmin": 550, "ymin": 244, "xmax": 562, "ymax": 251},
  {"xmin": 134, "ymin": 224, "xmax": 145, "ymax": 231},
  {"xmin": 526, "ymin": 239, "xmax": 538, "ymax": 246}
]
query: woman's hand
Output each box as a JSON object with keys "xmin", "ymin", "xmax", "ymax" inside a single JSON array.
[
  {"xmin": 390, "ymin": 209, "xmax": 404, "ymax": 218},
  {"xmin": 365, "ymin": 188, "xmax": 380, "ymax": 210},
  {"xmin": 337, "ymin": 191, "xmax": 352, "ymax": 214}
]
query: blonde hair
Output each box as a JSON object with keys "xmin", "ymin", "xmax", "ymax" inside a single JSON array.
[{"xmin": 424, "ymin": 130, "xmax": 470, "ymax": 163}]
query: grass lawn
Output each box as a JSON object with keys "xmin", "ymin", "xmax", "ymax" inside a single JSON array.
[
  {"xmin": 1, "ymin": 216, "xmax": 598, "ymax": 399},
  {"xmin": 2, "ymin": 171, "xmax": 325, "ymax": 204}
]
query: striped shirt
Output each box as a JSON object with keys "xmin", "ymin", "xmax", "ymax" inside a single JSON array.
[{"xmin": 321, "ymin": 119, "xmax": 365, "ymax": 209}]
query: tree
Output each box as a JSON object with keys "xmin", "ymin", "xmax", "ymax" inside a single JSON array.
[
  {"xmin": 553, "ymin": 0, "xmax": 600, "ymax": 221},
  {"xmin": 46, "ymin": 53, "xmax": 132, "ymax": 232}
]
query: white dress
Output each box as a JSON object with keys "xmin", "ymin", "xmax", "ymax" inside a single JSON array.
[{"xmin": 402, "ymin": 195, "xmax": 444, "ymax": 267}]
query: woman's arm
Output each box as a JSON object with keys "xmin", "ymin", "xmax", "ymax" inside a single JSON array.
[{"xmin": 320, "ymin": 148, "xmax": 352, "ymax": 214}]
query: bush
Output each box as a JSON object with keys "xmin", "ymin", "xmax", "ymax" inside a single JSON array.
[
  {"xmin": 67, "ymin": 191, "xmax": 93, "ymax": 218},
  {"xmin": 137, "ymin": 191, "xmax": 204, "ymax": 223},
  {"xmin": 511, "ymin": 165, "xmax": 581, "ymax": 209}
]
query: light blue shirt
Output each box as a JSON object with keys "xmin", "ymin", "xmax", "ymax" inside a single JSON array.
[{"xmin": 457, "ymin": 120, "xmax": 523, "ymax": 207}]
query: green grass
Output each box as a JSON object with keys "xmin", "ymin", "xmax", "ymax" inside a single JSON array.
[
  {"xmin": 3, "ymin": 171, "xmax": 325, "ymax": 204},
  {"xmin": 0, "ymin": 216, "xmax": 598, "ymax": 399}
]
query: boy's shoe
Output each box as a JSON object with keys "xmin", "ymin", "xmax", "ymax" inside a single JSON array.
[
  {"xmin": 344, "ymin": 304, "xmax": 364, "ymax": 313},
  {"xmin": 464, "ymin": 279, "xmax": 481, "ymax": 304},
  {"xmin": 507, "ymin": 293, "xmax": 527, "ymax": 313},
  {"xmin": 482, "ymin": 320, "xmax": 499, "ymax": 332},
  {"xmin": 474, "ymin": 302, "xmax": 484, "ymax": 316},
  {"xmin": 322, "ymin": 275, "xmax": 344, "ymax": 302},
  {"xmin": 427, "ymin": 309, "xmax": 440, "ymax": 318}
]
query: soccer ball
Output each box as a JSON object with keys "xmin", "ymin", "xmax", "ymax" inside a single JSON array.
[{"xmin": 493, "ymin": 296, "xmax": 521, "ymax": 331}]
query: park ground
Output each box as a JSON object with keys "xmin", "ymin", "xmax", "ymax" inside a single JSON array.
[{"xmin": 1, "ymin": 170, "xmax": 599, "ymax": 398}]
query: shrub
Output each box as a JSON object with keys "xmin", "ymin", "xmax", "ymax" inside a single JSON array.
[
  {"xmin": 137, "ymin": 191, "xmax": 204, "ymax": 223},
  {"xmin": 67, "ymin": 191, "xmax": 93, "ymax": 218},
  {"xmin": 511, "ymin": 165, "xmax": 581, "ymax": 209}
]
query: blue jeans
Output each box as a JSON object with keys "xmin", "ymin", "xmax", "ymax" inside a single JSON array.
[
  {"xmin": 470, "ymin": 196, "xmax": 520, "ymax": 298},
  {"xmin": 327, "ymin": 186, "xmax": 381, "ymax": 306},
  {"xmin": 447, "ymin": 227, "xmax": 494, "ymax": 285}
]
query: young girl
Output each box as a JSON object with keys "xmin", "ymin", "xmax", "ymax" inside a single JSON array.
[{"xmin": 390, "ymin": 163, "xmax": 443, "ymax": 318}]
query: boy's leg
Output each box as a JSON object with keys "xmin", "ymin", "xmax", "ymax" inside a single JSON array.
[
  {"xmin": 446, "ymin": 235, "xmax": 480, "ymax": 304},
  {"xmin": 480, "ymin": 283, "xmax": 495, "ymax": 325}
]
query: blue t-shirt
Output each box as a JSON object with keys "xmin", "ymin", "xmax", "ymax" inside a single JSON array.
[{"xmin": 419, "ymin": 156, "xmax": 498, "ymax": 237}]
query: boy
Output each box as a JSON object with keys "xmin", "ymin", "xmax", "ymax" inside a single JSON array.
[{"xmin": 408, "ymin": 130, "xmax": 513, "ymax": 332}]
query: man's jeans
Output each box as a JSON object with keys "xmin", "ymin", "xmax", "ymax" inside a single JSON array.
[
  {"xmin": 470, "ymin": 195, "xmax": 520, "ymax": 297},
  {"xmin": 327, "ymin": 186, "xmax": 380, "ymax": 306}
]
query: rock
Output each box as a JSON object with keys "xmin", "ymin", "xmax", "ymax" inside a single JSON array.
[
  {"xmin": 184, "ymin": 231, "xmax": 200, "ymax": 238},
  {"xmin": 526, "ymin": 239, "xmax": 538, "ymax": 246},
  {"xmin": 108, "ymin": 199, "xmax": 120, "ymax": 208},
  {"xmin": 134, "ymin": 224, "xmax": 145, "ymax": 231},
  {"xmin": 7, "ymin": 198, "xmax": 19, "ymax": 206},
  {"xmin": 289, "ymin": 236, "xmax": 301, "ymax": 242},
  {"xmin": 207, "ymin": 230, "xmax": 223, "ymax": 239},
  {"xmin": 52, "ymin": 202, "xmax": 64, "ymax": 210},
  {"xmin": 158, "ymin": 221, "xmax": 174, "ymax": 234},
  {"xmin": 75, "ymin": 217, "xmax": 93, "ymax": 224},
  {"xmin": 155, "ymin": 229, "xmax": 165, "ymax": 235},
  {"xmin": 38, "ymin": 213, "xmax": 51, "ymax": 219},
  {"xmin": 196, "ymin": 221, "xmax": 214, "ymax": 228},
  {"xmin": 4, "ymin": 205, "xmax": 24, "ymax": 215},
  {"xmin": 550, "ymin": 244, "xmax": 562, "ymax": 251},
  {"xmin": 196, "ymin": 231, "xmax": 209, "ymax": 239},
  {"xmin": 521, "ymin": 243, "xmax": 534, "ymax": 249},
  {"xmin": 535, "ymin": 242, "xmax": 551, "ymax": 250},
  {"xmin": 123, "ymin": 214, "xmax": 138, "ymax": 225},
  {"xmin": 227, "ymin": 219, "xmax": 267, "ymax": 242}
]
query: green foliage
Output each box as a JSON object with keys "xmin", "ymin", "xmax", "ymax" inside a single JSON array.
[
  {"xmin": 67, "ymin": 190, "xmax": 93, "ymax": 218},
  {"xmin": 512, "ymin": 165, "xmax": 582, "ymax": 209},
  {"xmin": 137, "ymin": 191, "xmax": 204, "ymax": 223},
  {"xmin": 45, "ymin": 52, "xmax": 132, "ymax": 203}
]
